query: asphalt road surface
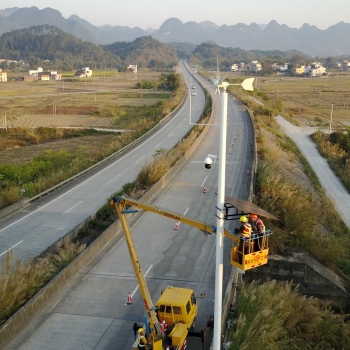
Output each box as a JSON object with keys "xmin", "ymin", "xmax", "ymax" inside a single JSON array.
[
  {"xmin": 276, "ymin": 115, "xmax": 350, "ymax": 228},
  {"xmin": 0, "ymin": 61, "xmax": 205, "ymax": 266},
  {"xmin": 5, "ymin": 66, "xmax": 254, "ymax": 350}
]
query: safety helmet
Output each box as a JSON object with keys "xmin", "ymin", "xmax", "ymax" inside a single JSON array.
[
  {"xmin": 249, "ymin": 214, "xmax": 258, "ymax": 220},
  {"xmin": 138, "ymin": 328, "xmax": 144, "ymax": 334},
  {"xmin": 239, "ymin": 216, "xmax": 248, "ymax": 223}
]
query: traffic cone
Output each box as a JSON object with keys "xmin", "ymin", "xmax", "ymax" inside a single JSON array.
[
  {"xmin": 174, "ymin": 222, "xmax": 179, "ymax": 230},
  {"xmin": 203, "ymin": 187, "xmax": 207, "ymax": 193},
  {"xmin": 126, "ymin": 292, "xmax": 132, "ymax": 305}
]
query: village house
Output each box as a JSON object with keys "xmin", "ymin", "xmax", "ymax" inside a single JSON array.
[
  {"xmin": 340, "ymin": 60, "xmax": 349, "ymax": 70},
  {"xmin": 38, "ymin": 72, "xmax": 51, "ymax": 81},
  {"xmin": 230, "ymin": 64, "xmax": 239, "ymax": 72},
  {"xmin": 291, "ymin": 65, "xmax": 305, "ymax": 76},
  {"xmin": 272, "ymin": 63, "xmax": 289, "ymax": 72},
  {"xmin": 50, "ymin": 71, "xmax": 62, "ymax": 80},
  {"xmin": 126, "ymin": 64, "xmax": 137, "ymax": 73},
  {"xmin": 0, "ymin": 69, "xmax": 7, "ymax": 82},
  {"xmin": 27, "ymin": 67, "xmax": 62, "ymax": 81},
  {"xmin": 247, "ymin": 61, "xmax": 262, "ymax": 73},
  {"xmin": 74, "ymin": 67, "xmax": 92, "ymax": 78},
  {"xmin": 74, "ymin": 70, "xmax": 86, "ymax": 78},
  {"xmin": 29, "ymin": 67, "xmax": 43, "ymax": 76},
  {"xmin": 305, "ymin": 62, "xmax": 326, "ymax": 77},
  {"xmin": 239, "ymin": 62, "xmax": 246, "ymax": 71}
]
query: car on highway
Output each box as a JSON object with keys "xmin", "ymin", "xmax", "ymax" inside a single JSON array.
[
  {"xmin": 191, "ymin": 86, "xmax": 195, "ymax": 89},
  {"xmin": 191, "ymin": 92, "xmax": 196, "ymax": 96}
]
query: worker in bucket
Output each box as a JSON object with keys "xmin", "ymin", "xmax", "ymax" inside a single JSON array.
[
  {"xmin": 249, "ymin": 213, "xmax": 266, "ymax": 251},
  {"xmin": 235, "ymin": 216, "xmax": 252, "ymax": 263}
]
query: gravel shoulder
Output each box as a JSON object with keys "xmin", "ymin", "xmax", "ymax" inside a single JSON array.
[{"xmin": 276, "ymin": 115, "xmax": 350, "ymax": 228}]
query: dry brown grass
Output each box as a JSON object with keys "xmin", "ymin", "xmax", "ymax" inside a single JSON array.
[
  {"xmin": 0, "ymin": 238, "xmax": 85, "ymax": 326},
  {"xmin": 241, "ymin": 92, "xmax": 350, "ymax": 277},
  {"xmin": 229, "ymin": 280, "xmax": 350, "ymax": 350}
]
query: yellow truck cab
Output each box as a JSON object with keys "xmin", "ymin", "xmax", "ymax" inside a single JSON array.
[{"xmin": 156, "ymin": 287, "xmax": 197, "ymax": 329}]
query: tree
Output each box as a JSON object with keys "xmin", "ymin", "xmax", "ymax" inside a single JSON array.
[{"xmin": 166, "ymin": 73, "xmax": 180, "ymax": 90}]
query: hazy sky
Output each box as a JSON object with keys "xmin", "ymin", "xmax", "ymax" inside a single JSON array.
[{"xmin": 1, "ymin": 0, "xmax": 349, "ymax": 30}]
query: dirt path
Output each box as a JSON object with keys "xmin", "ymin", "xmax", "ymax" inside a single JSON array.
[{"xmin": 276, "ymin": 115, "xmax": 350, "ymax": 228}]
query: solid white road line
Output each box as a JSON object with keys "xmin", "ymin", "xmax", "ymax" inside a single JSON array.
[
  {"xmin": 0, "ymin": 240, "xmax": 23, "ymax": 257},
  {"xmin": 201, "ymin": 176, "xmax": 208, "ymax": 187},
  {"xmin": 108, "ymin": 174, "xmax": 121, "ymax": 184},
  {"xmin": 62, "ymin": 201, "xmax": 82, "ymax": 215},
  {"xmin": 130, "ymin": 264, "xmax": 153, "ymax": 299}
]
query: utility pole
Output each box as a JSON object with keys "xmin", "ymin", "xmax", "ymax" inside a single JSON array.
[
  {"xmin": 329, "ymin": 103, "xmax": 333, "ymax": 136},
  {"xmin": 3, "ymin": 112, "xmax": 7, "ymax": 130}
]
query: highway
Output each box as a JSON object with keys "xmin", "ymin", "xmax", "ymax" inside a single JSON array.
[
  {"xmin": 5, "ymin": 65, "xmax": 254, "ymax": 350},
  {"xmin": 0, "ymin": 61, "xmax": 205, "ymax": 265}
]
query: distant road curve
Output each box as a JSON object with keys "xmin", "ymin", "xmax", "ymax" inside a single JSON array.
[{"xmin": 276, "ymin": 115, "xmax": 350, "ymax": 228}]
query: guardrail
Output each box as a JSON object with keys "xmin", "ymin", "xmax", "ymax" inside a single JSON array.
[
  {"xmin": 21, "ymin": 86, "xmax": 188, "ymax": 208},
  {"xmin": 0, "ymin": 72, "xmax": 212, "ymax": 349}
]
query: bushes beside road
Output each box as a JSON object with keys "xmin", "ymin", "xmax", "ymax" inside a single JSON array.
[
  {"xmin": 228, "ymin": 281, "xmax": 350, "ymax": 350},
  {"xmin": 312, "ymin": 129, "xmax": 350, "ymax": 192}
]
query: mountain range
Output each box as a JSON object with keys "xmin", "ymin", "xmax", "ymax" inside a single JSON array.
[{"xmin": 0, "ymin": 6, "xmax": 350, "ymax": 57}]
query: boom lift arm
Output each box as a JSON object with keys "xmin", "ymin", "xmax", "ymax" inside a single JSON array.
[
  {"xmin": 110, "ymin": 195, "xmax": 277, "ymax": 349},
  {"xmin": 111, "ymin": 195, "xmax": 277, "ymax": 272},
  {"xmin": 113, "ymin": 197, "xmax": 163, "ymax": 349},
  {"xmin": 112, "ymin": 195, "xmax": 238, "ymax": 240}
]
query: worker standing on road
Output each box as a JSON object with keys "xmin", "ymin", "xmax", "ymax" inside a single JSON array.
[
  {"xmin": 249, "ymin": 214, "xmax": 266, "ymax": 251},
  {"xmin": 137, "ymin": 328, "xmax": 149, "ymax": 350},
  {"xmin": 235, "ymin": 216, "xmax": 252, "ymax": 263},
  {"xmin": 133, "ymin": 323, "xmax": 139, "ymax": 340}
]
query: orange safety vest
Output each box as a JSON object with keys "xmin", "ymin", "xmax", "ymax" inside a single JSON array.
[{"xmin": 241, "ymin": 223, "xmax": 252, "ymax": 238}]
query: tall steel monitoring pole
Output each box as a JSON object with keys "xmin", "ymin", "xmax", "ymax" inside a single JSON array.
[
  {"xmin": 212, "ymin": 78, "xmax": 254, "ymax": 350},
  {"xmin": 213, "ymin": 89, "xmax": 228, "ymax": 350}
]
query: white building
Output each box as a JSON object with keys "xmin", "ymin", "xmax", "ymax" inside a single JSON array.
[
  {"xmin": 305, "ymin": 62, "xmax": 326, "ymax": 77},
  {"xmin": 272, "ymin": 63, "xmax": 289, "ymax": 71},
  {"xmin": 82, "ymin": 67, "xmax": 92, "ymax": 77},
  {"xmin": 127, "ymin": 64, "xmax": 137, "ymax": 73},
  {"xmin": 0, "ymin": 69, "xmax": 7, "ymax": 82},
  {"xmin": 230, "ymin": 64, "xmax": 239, "ymax": 72},
  {"xmin": 340, "ymin": 60, "xmax": 349, "ymax": 70},
  {"xmin": 28, "ymin": 67, "xmax": 43, "ymax": 76}
]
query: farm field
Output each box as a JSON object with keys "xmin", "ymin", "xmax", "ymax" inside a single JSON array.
[
  {"xmin": 0, "ymin": 70, "xmax": 167, "ymax": 129},
  {"xmin": 223, "ymin": 70, "xmax": 350, "ymax": 129}
]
